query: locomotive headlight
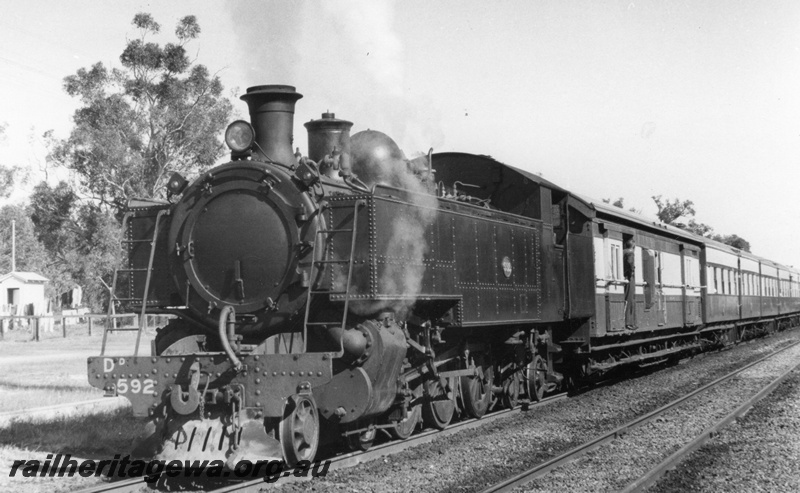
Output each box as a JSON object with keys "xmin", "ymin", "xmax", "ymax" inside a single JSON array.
[
  {"xmin": 225, "ymin": 120, "xmax": 255, "ymax": 152},
  {"xmin": 167, "ymin": 172, "xmax": 188, "ymax": 196}
]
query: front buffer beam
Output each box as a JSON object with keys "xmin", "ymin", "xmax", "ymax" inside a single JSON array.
[{"xmin": 87, "ymin": 352, "xmax": 334, "ymax": 418}]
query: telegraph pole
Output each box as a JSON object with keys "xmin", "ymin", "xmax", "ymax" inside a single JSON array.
[{"xmin": 11, "ymin": 219, "xmax": 15, "ymax": 272}]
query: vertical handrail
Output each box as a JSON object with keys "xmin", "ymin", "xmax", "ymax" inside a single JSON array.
[
  {"xmin": 102, "ymin": 212, "xmax": 133, "ymax": 356},
  {"xmin": 302, "ymin": 199, "xmax": 364, "ymax": 353},
  {"xmin": 302, "ymin": 216, "xmax": 324, "ymax": 353},
  {"xmin": 134, "ymin": 209, "xmax": 168, "ymax": 356},
  {"xmin": 339, "ymin": 200, "xmax": 365, "ymax": 335}
]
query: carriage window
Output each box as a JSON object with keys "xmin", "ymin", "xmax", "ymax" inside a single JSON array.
[
  {"xmin": 707, "ymin": 266, "xmax": 716, "ymax": 294},
  {"xmin": 610, "ymin": 244, "xmax": 621, "ymax": 280}
]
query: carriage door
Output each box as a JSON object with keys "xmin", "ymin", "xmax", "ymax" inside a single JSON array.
[
  {"xmin": 564, "ymin": 198, "xmax": 595, "ymax": 318},
  {"xmin": 681, "ymin": 246, "xmax": 702, "ymax": 326}
]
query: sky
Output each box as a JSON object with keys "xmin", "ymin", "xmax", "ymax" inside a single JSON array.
[{"xmin": 1, "ymin": 0, "xmax": 799, "ymax": 267}]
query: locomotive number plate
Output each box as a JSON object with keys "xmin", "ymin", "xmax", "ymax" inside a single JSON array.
[{"xmin": 116, "ymin": 378, "xmax": 155, "ymax": 395}]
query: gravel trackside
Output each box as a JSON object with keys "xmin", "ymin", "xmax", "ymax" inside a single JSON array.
[
  {"xmin": 268, "ymin": 328, "xmax": 800, "ymax": 493},
  {"xmin": 649, "ymin": 368, "xmax": 800, "ymax": 493},
  {"xmin": 514, "ymin": 339, "xmax": 800, "ymax": 492}
]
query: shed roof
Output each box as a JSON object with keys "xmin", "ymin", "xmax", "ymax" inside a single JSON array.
[{"xmin": 0, "ymin": 271, "xmax": 50, "ymax": 283}]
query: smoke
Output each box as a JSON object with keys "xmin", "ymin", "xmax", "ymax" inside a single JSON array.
[
  {"xmin": 225, "ymin": 1, "xmax": 444, "ymax": 153},
  {"xmin": 348, "ymin": 130, "xmax": 437, "ymax": 317},
  {"xmin": 226, "ymin": 1, "xmax": 444, "ymax": 318}
]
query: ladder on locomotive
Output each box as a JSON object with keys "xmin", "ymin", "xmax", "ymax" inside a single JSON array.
[
  {"xmin": 303, "ymin": 200, "xmax": 365, "ymax": 353},
  {"xmin": 101, "ymin": 209, "xmax": 168, "ymax": 356}
]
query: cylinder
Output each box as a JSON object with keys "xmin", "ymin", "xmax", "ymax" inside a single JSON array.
[
  {"xmin": 240, "ymin": 85, "xmax": 303, "ymax": 167},
  {"xmin": 305, "ymin": 112, "xmax": 353, "ymax": 176}
]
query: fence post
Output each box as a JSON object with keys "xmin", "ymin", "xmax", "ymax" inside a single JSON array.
[
  {"xmin": 88, "ymin": 317, "xmax": 93, "ymax": 336},
  {"xmin": 34, "ymin": 317, "xmax": 40, "ymax": 342},
  {"xmin": 0, "ymin": 317, "xmax": 4, "ymax": 340},
  {"xmin": 62, "ymin": 316, "xmax": 67, "ymax": 338}
]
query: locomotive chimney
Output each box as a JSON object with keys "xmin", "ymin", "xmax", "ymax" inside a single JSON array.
[
  {"xmin": 240, "ymin": 85, "xmax": 303, "ymax": 167},
  {"xmin": 305, "ymin": 112, "xmax": 353, "ymax": 177}
]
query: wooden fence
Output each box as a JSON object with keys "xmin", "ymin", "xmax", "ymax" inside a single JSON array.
[{"xmin": 0, "ymin": 313, "xmax": 165, "ymax": 341}]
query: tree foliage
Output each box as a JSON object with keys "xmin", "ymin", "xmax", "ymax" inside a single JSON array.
[
  {"xmin": 602, "ymin": 197, "xmax": 641, "ymax": 214},
  {"xmin": 28, "ymin": 182, "xmax": 122, "ymax": 308},
  {"xmin": 712, "ymin": 234, "xmax": 751, "ymax": 252},
  {"xmin": 651, "ymin": 195, "xmax": 751, "ymax": 251},
  {"xmin": 652, "ymin": 195, "xmax": 697, "ymax": 225},
  {"xmin": 0, "ymin": 205, "xmax": 49, "ymax": 274},
  {"xmin": 26, "ymin": 13, "xmax": 232, "ymax": 310},
  {"xmin": 48, "ymin": 13, "xmax": 232, "ymax": 210},
  {"xmin": 0, "ymin": 122, "xmax": 24, "ymax": 199}
]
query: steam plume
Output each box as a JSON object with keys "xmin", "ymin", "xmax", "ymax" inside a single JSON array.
[{"xmin": 349, "ymin": 130, "xmax": 437, "ymax": 317}]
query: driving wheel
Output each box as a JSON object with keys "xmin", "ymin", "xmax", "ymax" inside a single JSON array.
[
  {"xmin": 461, "ymin": 364, "xmax": 493, "ymax": 419},
  {"xmin": 422, "ymin": 378, "xmax": 455, "ymax": 430},
  {"xmin": 501, "ymin": 370, "xmax": 520, "ymax": 409},
  {"xmin": 346, "ymin": 420, "xmax": 376, "ymax": 451},
  {"xmin": 526, "ymin": 355, "xmax": 547, "ymax": 402},
  {"xmin": 389, "ymin": 385, "xmax": 422, "ymax": 440}
]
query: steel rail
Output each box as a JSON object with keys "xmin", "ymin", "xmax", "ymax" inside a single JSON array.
[
  {"xmin": 69, "ymin": 477, "xmax": 147, "ymax": 493},
  {"xmin": 67, "ymin": 394, "xmax": 567, "ymax": 493},
  {"xmin": 478, "ymin": 339, "xmax": 800, "ymax": 493},
  {"xmin": 207, "ymin": 393, "xmax": 568, "ymax": 493},
  {"xmin": 621, "ymin": 358, "xmax": 800, "ymax": 492}
]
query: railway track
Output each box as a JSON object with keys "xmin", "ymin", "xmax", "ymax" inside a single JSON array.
[
  {"xmin": 479, "ymin": 339, "xmax": 800, "ymax": 493},
  {"xmin": 70, "ymin": 393, "xmax": 567, "ymax": 493}
]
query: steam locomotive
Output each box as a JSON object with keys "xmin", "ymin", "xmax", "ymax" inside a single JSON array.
[{"xmin": 88, "ymin": 84, "xmax": 800, "ymax": 466}]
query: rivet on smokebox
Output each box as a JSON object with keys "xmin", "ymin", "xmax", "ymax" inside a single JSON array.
[
  {"xmin": 152, "ymin": 358, "xmax": 157, "ymax": 363},
  {"xmin": 255, "ymin": 390, "xmax": 261, "ymax": 395}
]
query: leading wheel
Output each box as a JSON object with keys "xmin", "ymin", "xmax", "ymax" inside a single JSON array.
[
  {"xmin": 279, "ymin": 394, "xmax": 319, "ymax": 465},
  {"xmin": 461, "ymin": 364, "xmax": 493, "ymax": 419},
  {"xmin": 526, "ymin": 355, "xmax": 547, "ymax": 402},
  {"xmin": 422, "ymin": 378, "xmax": 454, "ymax": 430}
]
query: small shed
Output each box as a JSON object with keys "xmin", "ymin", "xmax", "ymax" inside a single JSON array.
[{"xmin": 0, "ymin": 271, "xmax": 49, "ymax": 315}]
